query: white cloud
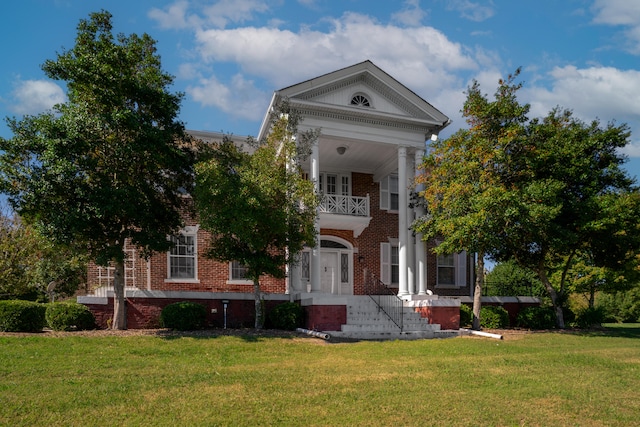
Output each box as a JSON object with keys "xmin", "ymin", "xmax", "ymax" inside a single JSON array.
[
  {"xmin": 524, "ymin": 65, "xmax": 640, "ymax": 122},
  {"xmin": 592, "ymin": 0, "xmax": 640, "ymax": 54},
  {"xmin": 187, "ymin": 73, "xmax": 268, "ymax": 120},
  {"xmin": 9, "ymin": 79, "xmax": 65, "ymax": 115},
  {"xmin": 446, "ymin": 0, "xmax": 495, "ymax": 22},
  {"xmin": 620, "ymin": 141, "xmax": 640, "ymax": 158},
  {"xmin": 592, "ymin": 0, "xmax": 640, "ymax": 26},
  {"xmin": 193, "ymin": 12, "xmax": 477, "ymax": 93},
  {"xmin": 202, "ymin": 0, "xmax": 270, "ymax": 29},
  {"xmin": 391, "ymin": 0, "xmax": 428, "ymax": 27},
  {"xmin": 148, "ymin": 0, "xmax": 202, "ymax": 30}
]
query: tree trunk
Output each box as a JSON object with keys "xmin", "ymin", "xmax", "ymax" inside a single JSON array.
[
  {"xmin": 472, "ymin": 252, "xmax": 484, "ymax": 330},
  {"xmin": 253, "ymin": 278, "xmax": 263, "ymax": 329},
  {"xmin": 112, "ymin": 260, "xmax": 127, "ymax": 330},
  {"xmin": 537, "ymin": 266, "xmax": 565, "ymax": 329},
  {"xmin": 588, "ymin": 286, "xmax": 596, "ymax": 309}
]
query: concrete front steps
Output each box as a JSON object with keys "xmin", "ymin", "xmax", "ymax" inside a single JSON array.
[{"xmin": 326, "ymin": 296, "xmax": 459, "ymax": 341}]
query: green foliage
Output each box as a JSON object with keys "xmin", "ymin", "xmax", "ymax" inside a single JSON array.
[
  {"xmin": 0, "ymin": 300, "xmax": 46, "ymax": 332},
  {"xmin": 0, "ymin": 11, "xmax": 197, "ymax": 328},
  {"xmin": 0, "ymin": 10, "xmax": 194, "ymax": 264},
  {"xmin": 268, "ymin": 302, "xmax": 304, "ymax": 330},
  {"xmin": 572, "ymin": 306, "xmax": 605, "ymax": 329},
  {"xmin": 159, "ymin": 301, "xmax": 207, "ymax": 331},
  {"xmin": 194, "ymin": 102, "xmax": 319, "ymax": 328},
  {"xmin": 485, "ymin": 260, "xmax": 546, "ymax": 297},
  {"xmin": 0, "ymin": 210, "xmax": 87, "ymax": 302},
  {"xmin": 516, "ymin": 306, "xmax": 556, "ymax": 329},
  {"xmin": 597, "ymin": 287, "xmax": 640, "ymax": 323},
  {"xmin": 479, "ymin": 305, "xmax": 510, "ymax": 329},
  {"xmin": 416, "ymin": 68, "xmax": 639, "ymax": 329},
  {"xmin": 45, "ymin": 302, "xmax": 95, "ymax": 331},
  {"xmin": 459, "ymin": 304, "xmax": 473, "ymax": 328}
]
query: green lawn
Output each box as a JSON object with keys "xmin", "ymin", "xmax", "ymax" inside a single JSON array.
[{"xmin": 1, "ymin": 325, "xmax": 639, "ymax": 426}]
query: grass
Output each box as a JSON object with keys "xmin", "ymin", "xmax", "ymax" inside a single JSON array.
[{"xmin": 1, "ymin": 324, "xmax": 639, "ymax": 426}]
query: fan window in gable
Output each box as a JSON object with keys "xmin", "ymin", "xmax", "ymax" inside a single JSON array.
[{"xmin": 350, "ymin": 94, "xmax": 370, "ymax": 107}]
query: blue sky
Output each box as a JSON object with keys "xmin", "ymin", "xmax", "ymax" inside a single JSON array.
[{"xmin": 2, "ymin": 0, "xmax": 640, "ymax": 179}]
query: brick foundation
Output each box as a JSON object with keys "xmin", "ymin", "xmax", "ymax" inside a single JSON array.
[{"xmin": 304, "ymin": 305, "xmax": 347, "ymax": 331}]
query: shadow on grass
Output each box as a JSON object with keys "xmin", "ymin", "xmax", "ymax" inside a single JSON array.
[
  {"xmin": 571, "ymin": 324, "xmax": 640, "ymax": 339},
  {"xmin": 153, "ymin": 328, "xmax": 302, "ymax": 342}
]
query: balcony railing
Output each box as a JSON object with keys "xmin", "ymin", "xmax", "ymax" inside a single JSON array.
[{"xmin": 319, "ymin": 194, "xmax": 369, "ymax": 217}]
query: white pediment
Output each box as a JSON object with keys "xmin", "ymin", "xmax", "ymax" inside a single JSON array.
[
  {"xmin": 267, "ymin": 60, "xmax": 450, "ymax": 130},
  {"xmin": 309, "ymin": 80, "xmax": 408, "ymax": 117}
]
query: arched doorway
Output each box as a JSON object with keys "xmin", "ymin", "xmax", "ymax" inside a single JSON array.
[{"xmin": 320, "ymin": 236, "xmax": 353, "ymax": 295}]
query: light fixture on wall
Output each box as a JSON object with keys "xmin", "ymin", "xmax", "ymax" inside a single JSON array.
[{"xmin": 336, "ymin": 146, "xmax": 347, "ymax": 155}]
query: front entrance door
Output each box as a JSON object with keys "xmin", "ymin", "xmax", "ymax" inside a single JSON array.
[{"xmin": 320, "ymin": 252, "xmax": 338, "ymax": 294}]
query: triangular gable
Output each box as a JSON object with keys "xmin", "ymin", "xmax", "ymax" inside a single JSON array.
[{"xmin": 259, "ymin": 60, "xmax": 450, "ymax": 139}]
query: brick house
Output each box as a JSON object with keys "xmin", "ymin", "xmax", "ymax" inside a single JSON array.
[{"xmin": 80, "ymin": 60, "xmax": 476, "ymax": 335}]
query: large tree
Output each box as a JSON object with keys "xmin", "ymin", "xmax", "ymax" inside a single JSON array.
[
  {"xmin": 414, "ymin": 70, "xmax": 528, "ymax": 330},
  {"xmin": 495, "ymin": 109, "xmax": 640, "ymax": 327},
  {"xmin": 194, "ymin": 105, "xmax": 319, "ymax": 328},
  {"xmin": 417, "ymin": 70, "xmax": 640, "ymax": 329},
  {"xmin": 0, "ymin": 11, "xmax": 195, "ymax": 328}
]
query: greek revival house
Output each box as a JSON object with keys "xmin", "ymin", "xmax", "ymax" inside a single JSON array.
[{"xmin": 80, "ymin": 60, "xmax": 472, "ymax": 337}]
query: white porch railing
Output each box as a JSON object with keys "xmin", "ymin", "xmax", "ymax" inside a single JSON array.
[{"xmin": 320, "ymin": 194, "xmax": 369, "ymax": 217}]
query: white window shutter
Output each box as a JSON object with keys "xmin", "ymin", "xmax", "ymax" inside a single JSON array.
[
  {"xmin": 456, "ymin": 251, "xmax": 467, "ymax": 287},
  {"xmin": 380, "ymin": 176, "xmax": 389, "ymax": 210},
  {"xmin": 380, "ymin": 242, "xmax": 391, "ymax": 284}
]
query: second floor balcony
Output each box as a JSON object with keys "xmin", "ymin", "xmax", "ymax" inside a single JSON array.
[
  {"xmin": 318, "ymin": 194, "xmax": 371, "ymax": 238},
  {"xmin": 319, "ymin": 194, "xmax": 369, "ymax": 217}
]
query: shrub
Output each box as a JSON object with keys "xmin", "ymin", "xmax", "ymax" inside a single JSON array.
[
  {"xmin": 0, "ymin": 300, "xmax": 47, "ymax": 332},
  {"xmin": 459, "ymin": 304, "xmax": 473, "ymax": 328},
  {"xmin": 516, "ymin": 306, "xmax": 556, "ymax": 329},
  {"xmin": 597, "ymin": 289, "xmax": 640, "ymax": 323},
  {"xmin": 268, "ymin": 302, "xmax": 303, "ymax": 330},
  {"xmin": 573, "ymin": 306, "xmax": 605, "ymax": 329},
  {"xmin": 480, "ymin": 305, "xmax": 510, "ymax": 329},
  {"xmin": 45, "ymin": 302, "xmax": 96, "ymax": 331},
  {"xmin": 160, "ymin": 301, "xmax": 207, "ymax": 331}
]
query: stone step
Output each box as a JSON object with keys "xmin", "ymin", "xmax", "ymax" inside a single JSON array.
[
  {"xmin": 340, "ymin": 323, "xmax": 441, "ymax": 333},
  {"xmin": 327, "ymin": 329, "xmax": 460, "ymax": 341}
]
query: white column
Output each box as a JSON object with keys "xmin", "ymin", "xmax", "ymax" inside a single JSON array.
[
  {"xmin": 414, "ymin": 149, "xmax": 427, "ymax": 295},
  {"xmin": 310, "ymin": 141, "xmax": 321, "ymax": 293},
  {"xmin": 397, "ymin": 147, "xmax": 409, "ymax": 296},
  {"xmin": 406, "ymin": 158, "xmax": 415, "ymax": 295}
]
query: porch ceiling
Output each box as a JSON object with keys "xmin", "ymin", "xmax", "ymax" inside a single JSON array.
[{"xmin": 301, "ymin": 135, "xmax": 407, "ymax": 178}]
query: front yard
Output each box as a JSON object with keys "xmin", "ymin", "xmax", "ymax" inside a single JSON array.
[{"xmin": 1, "ymin": 325, "xmax": 638, "ymax": 426}]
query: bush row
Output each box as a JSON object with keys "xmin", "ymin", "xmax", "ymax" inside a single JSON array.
[
  {"xmin": 461, "ymin": 304, "xmax": 609, "ymax": 330},
  {"xmin": 0, "ymin": 299, "xmax": 305, "ymax": 333},
  {"xmin": 0, "ymin": 300, "xmax": 96, "ymax": 332},
  {"xmin": 159, "ymin": 301, "xmax": 305, "ymax": 331}
]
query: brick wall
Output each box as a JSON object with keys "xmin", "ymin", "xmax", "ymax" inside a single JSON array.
[
  {"xmin": 86, "ymin": 172, "xmax": 474, "ymax": 299},
  {"xmin": 86, "ymin": 297, "xmax": 286, "ymax": 329}
]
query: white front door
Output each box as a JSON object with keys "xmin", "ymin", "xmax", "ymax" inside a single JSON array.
[{"xmin": 320, "ymin": 252, "xmax": 338, "ymax": 294}]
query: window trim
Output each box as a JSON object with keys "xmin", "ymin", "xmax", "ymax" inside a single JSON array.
[{"xmin": 165, "ymin": 226, "xmax": 200, "ymax": 283}]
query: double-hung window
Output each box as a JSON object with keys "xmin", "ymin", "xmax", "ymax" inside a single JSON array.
[
  {"xmin": 436, "ymin": 250, "xmax": 468, "ymax": 288},
  {"xmin": 167, "ymin": 226, "xmax": 198, "ymax": 281},
  {"xmin": 230, "ymin": 261, "xmax": 249, "ymax": 281}
]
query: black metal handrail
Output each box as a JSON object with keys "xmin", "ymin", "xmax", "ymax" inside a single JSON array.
[{"xmin": 363, "ymin": 273, "xmax": 404, "ymax": 332}]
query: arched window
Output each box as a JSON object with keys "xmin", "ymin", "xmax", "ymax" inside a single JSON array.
[{"xmin": 350, "ymin": 94, "xmax": 371, "ymax": 107}]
